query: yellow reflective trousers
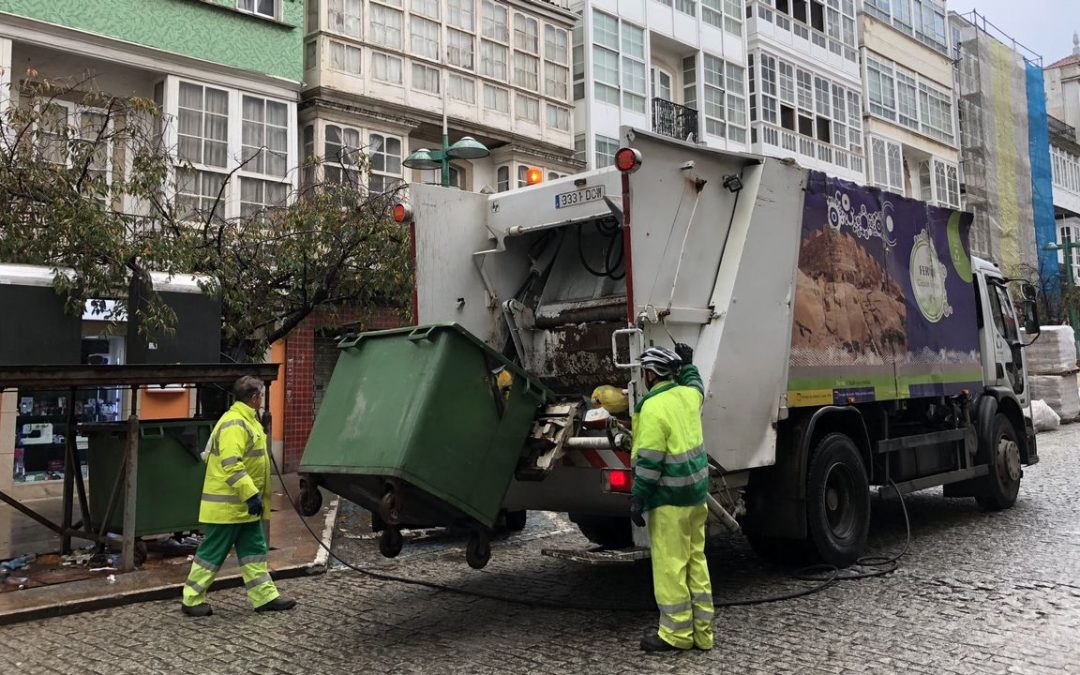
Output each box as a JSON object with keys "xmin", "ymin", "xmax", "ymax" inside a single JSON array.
[{"xmin": 648, "ymin": 503, "xmax": 714, "ymax": 650}]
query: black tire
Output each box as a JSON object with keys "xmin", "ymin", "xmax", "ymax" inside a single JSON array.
[
  {"xmin": 806, "ymin": 433, "xmax": 870, "ymax": 567},
  {"xmin": 466, "ymin": 532, "xmax": 491, "ymax": 569},
  {"xmin": 298, "ymin": 487, "xmax": 323, "ymax": 517},
  {"xmin": 504, "ymin": 510, "xmax": 527, "ymax": 532},
  {"xmin": 569, "ymin": 514, "xmax": 634, "ymax": 549},
  {"xmin": 380, "ymin": 490, "xmax": 402, "ymax": 526},
  {"xmin": 975, "ymin": 414, "xmax": 1022, "ymax": 511},
  {"xmin": 379, "ymin": 528, "xmax": 403, "ymax": 558}
]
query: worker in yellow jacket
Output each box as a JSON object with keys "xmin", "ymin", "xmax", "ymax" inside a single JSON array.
[
  {"xmin": 181, "ymin": 376, "xmax": 296, "ymax": 616},
  {"xmin": 630, "ymin": 344, "xmax": 713, "ymax": 653}
]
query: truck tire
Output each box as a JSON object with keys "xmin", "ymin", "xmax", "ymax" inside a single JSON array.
[
  {"xmin": 806, "ymin": 433, "xmax": 870, "ymax": 567},
  {"xmin": 975, "ymin": 414, "xmax": 1022, "ymax": 511},
  {"xmin": 569, "ymin": 514, "xmax": 633, "ymax": 549}
]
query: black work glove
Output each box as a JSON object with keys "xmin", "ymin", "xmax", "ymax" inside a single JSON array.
[
  {"xmin": 246, "ymin": 494, "xmax": 264, "ymax": 517},
  {"xmin": 674, "ymin": 342, "xmax": 693, "ymax": 365},
  {"xmin": 630, "ymin": 497, "xmax": 646, "ymax": 528}
]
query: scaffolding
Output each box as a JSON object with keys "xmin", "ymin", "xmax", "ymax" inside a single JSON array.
[{"xmin": 951, "ymin": 10, "xmax": 1043, "ymax": 279}]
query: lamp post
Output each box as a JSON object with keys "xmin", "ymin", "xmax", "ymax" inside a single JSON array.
[
  {"xmin": 1045, "ymin": 241, "xmax": 1080, "ymax": 348},
  {"xmin": 403, "ymin": 60, "xmax": 490, "ymax": 186},
  {"xmin": 403, "ymin": 135, "xmax": 490, "ymax": 188}
]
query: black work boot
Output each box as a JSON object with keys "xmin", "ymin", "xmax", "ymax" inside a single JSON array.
[
  {"xmin": 640, "ymin": 633, "xmax": 684, "ymax": 653},
  {"xmin": 181, "ymin": 603, "xmax": 213, "ymax": 617},
  {"xmin": 255, "ymin": 596, "xmax": 297, "ymax": 612}
]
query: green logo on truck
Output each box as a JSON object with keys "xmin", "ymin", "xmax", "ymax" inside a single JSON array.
[{"xmin": 910, "ymin": 229, "xmax": 952, "ymax": 323}]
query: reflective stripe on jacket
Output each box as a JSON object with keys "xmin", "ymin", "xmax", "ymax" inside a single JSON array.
[
  {"xmin": 199, "ymin": 401, "xmax": 271, "ymax": 524},
  {"xmin": 630, "ymin": 364, "xmax": 708, "ymax": 512}
]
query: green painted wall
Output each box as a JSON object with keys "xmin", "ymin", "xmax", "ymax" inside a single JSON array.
[{"xmin": 0, "ymin": 0, "xmax": 304, "ymax": 83}]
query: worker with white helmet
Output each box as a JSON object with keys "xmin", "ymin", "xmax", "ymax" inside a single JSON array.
[{"xmin": 630, "ymin": 343, "xmax": 713, "ymax": 653}]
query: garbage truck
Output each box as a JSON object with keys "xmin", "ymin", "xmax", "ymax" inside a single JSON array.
[{"xmin": 300, "ymin": 127, "xmax": 1041, "ymax": 568}]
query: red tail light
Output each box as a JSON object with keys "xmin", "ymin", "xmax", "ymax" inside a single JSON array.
[
  {"xmin": 614, "ymin": 147, "xmax": 642, "ymax": 173},
  {"xmin": 604, "ymin": 468, "xmax": 633, "ymax": 493}
]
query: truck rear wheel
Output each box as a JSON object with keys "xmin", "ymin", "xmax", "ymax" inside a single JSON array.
[
  {"xmin": 975, "ymin": 414, "xmax": 1022, "ymax": 511},
  {"xmin": 569, "ymin": 514, "xmax": 633, "ymax": 549},
  {"xmin": 806, "ymin": 433, "xmax": 870, "ymax": 567}
]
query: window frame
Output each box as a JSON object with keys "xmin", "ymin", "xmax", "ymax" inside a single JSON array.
[{"xmin": 236, "ymin": 0, "xmax": 278, "ymax": 21}]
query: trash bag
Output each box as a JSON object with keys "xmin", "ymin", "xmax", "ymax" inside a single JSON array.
[
  {"xmin": 1030, "ymin": 399, "xmax": 1061, "ymax": 433},
  {"xmin": 591, "ymin": 385, "xmax": 629, "ymax": 414}
]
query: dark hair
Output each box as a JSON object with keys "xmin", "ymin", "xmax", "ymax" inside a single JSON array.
[{"xmin": 232, "ymin": 376, "xmax": 263, "ymax": 404}]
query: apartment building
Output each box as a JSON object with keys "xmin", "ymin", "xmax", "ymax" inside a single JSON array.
[
  {"xmin": 570, "ymin": 0, "xmax": 749, "ymax": 170},
  {"xmin": 860, "ymin": 0, "xmax": 959, "ymax": 207},
  {"xmin": 0, "ymin": 0, "xmax": 304, "ymax": 219},
  {"xmin": 744, "ymin": 0, "xmax": 865, "ymax": 182},
  {"xmin": 1047, "ymin": 41, "xmax": 1080, "ymax": 283},
  {"xmin": 301, "ymin": 0, "xmax": 580, "ymax": 192}
]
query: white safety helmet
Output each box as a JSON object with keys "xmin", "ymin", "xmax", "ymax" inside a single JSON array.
[{"xmin": 639, "ymin": 346, "xmax": 681, "ymax": 377}]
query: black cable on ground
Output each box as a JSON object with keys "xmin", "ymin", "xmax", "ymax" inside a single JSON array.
[{"xmin": 272, "ymin": 452, "xmax": 910, "ymax": 613}]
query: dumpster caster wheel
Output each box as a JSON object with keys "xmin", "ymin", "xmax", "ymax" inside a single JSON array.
[
  {"xmin": 379, "ymin": 528, "xmax": 403, "ymax": 559},
  {"xmin": 381, "ymin": 491, "xmax": 402, "ymax": 526},
  {"xmin": 298, "ymin": 486, "xmax": 322, "ymax": 517},
  {"xmin": 466, "ymin": 532, "xmax": 491, "ymax": 570},
  {"xmin": 134, "ymin": 540, "xmax": 148, "ymax": 567}
]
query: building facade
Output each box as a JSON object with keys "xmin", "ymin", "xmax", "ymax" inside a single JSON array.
[
  {"xmin": 1046, "ymin": 40, "xmax": 1080, "ymax": 288},
  {"xmin": 859, "ymin": 0, "xmax": 958, "ymax": 206},
  {"xmin": 949, "ymin": 10, "xmax": 1046, "ymax": 277},
  {"xmin": 570, "ymin": 0, "xmax": 749, "ymax": 170},
  {"xmin": 744, "ymin": 0, "xmax": 864, "ymax": 182},
  {"xmin": 0, "ymin": 0, "xmax": 304, "ymax": 555},
  {"xmin": 301, "ymin": 0, "xmax": 579, "ymax": 194}
]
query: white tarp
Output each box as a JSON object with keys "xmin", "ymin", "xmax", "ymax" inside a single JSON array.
[
  {"xmin": 1023, "ymin": 326, "xmax": 1077, "ymax": 375},
  {"xmin": 1030, "ymin": 373, "xmax": 1080, "ymax": 422}
]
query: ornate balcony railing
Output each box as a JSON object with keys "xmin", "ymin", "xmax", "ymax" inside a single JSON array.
[{"xmin": 652, "ymin": 98, "xmax": 698, "ymax": 142}]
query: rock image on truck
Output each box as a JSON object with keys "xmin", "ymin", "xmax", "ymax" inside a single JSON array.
[{"xmin": 298, "ymin": 128, "xmax": 1041, "ymax": 569}]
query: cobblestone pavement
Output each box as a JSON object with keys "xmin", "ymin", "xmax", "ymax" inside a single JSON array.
[{"xmin": 4, "ymin": 425, "xmax": 1080, "ymax": 674}]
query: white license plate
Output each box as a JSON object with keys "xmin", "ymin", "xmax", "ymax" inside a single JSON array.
[{"xmin": 555, "ymin": 186, "xmax": 605, "ymax": 209}]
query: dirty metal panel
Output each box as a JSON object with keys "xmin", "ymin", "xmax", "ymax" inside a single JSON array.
[{"xmin": 531, "ymin": 321, "xmax": 628, "ymax": 395}]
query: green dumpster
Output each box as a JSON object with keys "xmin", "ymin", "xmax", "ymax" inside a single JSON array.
[
  {"xmin": 84, "ymin": 419, "xmax": 211, "ymax": 537},
  {"xmin": 299, "ymin": 324, "xmax": 552, "ymax": 566}
]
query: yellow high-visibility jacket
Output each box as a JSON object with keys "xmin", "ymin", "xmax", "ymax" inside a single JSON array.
[
  {"xmin": 630, "ymin": 365, "xmax": 708, "ymax": 512},
  {"xmin": 199, "ymin": 401, "xmax": 271, "ymax": 524}
]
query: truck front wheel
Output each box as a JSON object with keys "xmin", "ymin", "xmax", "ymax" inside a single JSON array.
[
  {"xmin": 975, "ymin": 414, "xmax": 1022, "ymax": 511},
  {"xmin": 806, "ymin": 433, "xmax": 870, "ymax": 567}
]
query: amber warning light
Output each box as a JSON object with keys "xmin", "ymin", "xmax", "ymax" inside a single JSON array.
[
  {"xmin": 526, "ymin": 167, "xmax": 543, "ymax": 185},
  {"xmin": 615, "ymin": 147, "xmax": 642, "ymax": 173},
  {"xmin": 392, "ymin": 203, "xmax": 412, "ymax": 223}
]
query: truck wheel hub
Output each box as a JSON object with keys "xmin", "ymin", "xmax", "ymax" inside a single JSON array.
[
  {"xmin": 997, "ymin": 437, "xmax": 1021, "ymax": 482},
  {"xmin": 823, "ymin": 463, "xmax": 855, "ymax": 538}
]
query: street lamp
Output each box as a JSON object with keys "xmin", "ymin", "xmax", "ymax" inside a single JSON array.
[
  {"xmin": 403, "ymin": 135, "xmax": 491, "ymax": 188},
  {"xmin": 403, "ymin": 53, "xmax": 491, "ymax": 187},
  {"xmin": 1045, "ymin": 240, "xmax": 1080, "ymax": 345}
]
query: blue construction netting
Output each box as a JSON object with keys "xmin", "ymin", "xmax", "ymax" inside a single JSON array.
[{"xmin": 1027, "ymin": 61, "xmax": 1059, "ymax": 300}]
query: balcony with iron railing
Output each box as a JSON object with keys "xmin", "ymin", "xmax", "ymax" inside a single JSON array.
[{"xmin": 652, "ymin": 98, "xmax": 699, "ymax": 142}]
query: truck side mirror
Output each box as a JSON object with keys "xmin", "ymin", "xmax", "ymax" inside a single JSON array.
[{"xmin": 1019, "ymin": 283, "xmax": 1041, "ymax": 341}]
